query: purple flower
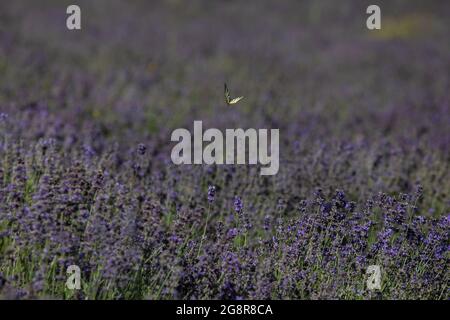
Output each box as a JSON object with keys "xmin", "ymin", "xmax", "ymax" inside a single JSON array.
[
  {"xmin": 226, "ymin": 228, "xmax": 238, "ymax": 239},
  {"xmin": 234, "ymin": 196, "xmax": 243, "ymax": 214},
  {"xmin": 207, "ymin": 185, "xmax": 216, "ymax": 203},
  {"xmin": 137, "ymin": 143, "xmax": 146, "ymax": 155},
  {"xmin": 263, "ymin": 215, "xmax": 271, "ymax": 231}
]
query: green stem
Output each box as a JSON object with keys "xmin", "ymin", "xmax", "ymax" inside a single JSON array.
[{"xmin": 197, "ymin": 203, "xmax": 211, "ymax": 257}]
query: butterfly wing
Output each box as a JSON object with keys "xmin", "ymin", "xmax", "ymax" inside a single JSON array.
[
  {"xmin": 224, "ymin": 83, "xmax": 231, "ymax": 104},
  {"xmin": 229, "ymin": 96, "xmax": 244, "ymax": 104}
]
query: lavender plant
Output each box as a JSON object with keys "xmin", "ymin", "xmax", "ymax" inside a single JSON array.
[{"xmin": 0, "ymin": 0, "xmax": 448, "ymax": 300}]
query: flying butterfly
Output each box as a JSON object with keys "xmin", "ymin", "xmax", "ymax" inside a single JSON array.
[{"xmin": 224, "ymin": 83, "xmax": 244, "ymax": 105}]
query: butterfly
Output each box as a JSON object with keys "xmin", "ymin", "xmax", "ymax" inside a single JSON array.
[{"xmin": 224, "ymin": 83, "xmax": 244, "ymax": 105}]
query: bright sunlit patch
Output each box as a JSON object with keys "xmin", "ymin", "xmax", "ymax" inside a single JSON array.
[{"xmin": 370, "ymin": 13, "xmax": 434, "ymax": 40}]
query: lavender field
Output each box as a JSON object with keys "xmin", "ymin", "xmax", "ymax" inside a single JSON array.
[{"xmin": 0, "ymin": 0, "xmax": 449, "ymax": 299}]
